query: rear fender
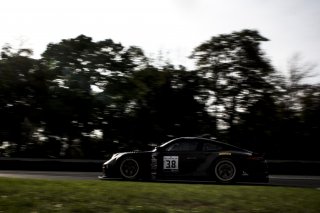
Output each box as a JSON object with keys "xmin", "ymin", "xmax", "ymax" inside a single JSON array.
[{"xmin": 208, "ymin": 155, "xmax": 244, "ymax": 177}]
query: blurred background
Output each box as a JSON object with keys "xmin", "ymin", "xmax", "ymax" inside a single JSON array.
[{"xmin": 0, "ymin": 0, "xmax": 319, "ymax": 160}]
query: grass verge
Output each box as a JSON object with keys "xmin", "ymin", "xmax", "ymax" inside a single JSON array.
[{"xmin": 0, "ymin": 177, "xmax": 319, "ymax": 213}]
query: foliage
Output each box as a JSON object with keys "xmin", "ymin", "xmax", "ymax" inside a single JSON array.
[
  {"xmin": 0, "ymin": 31, "xmax": 319, "ymax": 159},
  {"xmin": 191, "ymin": 30, "xmax": 277, "ymax": 142}
]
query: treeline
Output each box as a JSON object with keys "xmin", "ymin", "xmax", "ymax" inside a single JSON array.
[{"xmin": 0, "ymin": 30, "xmax": 319, "ymax": 160}]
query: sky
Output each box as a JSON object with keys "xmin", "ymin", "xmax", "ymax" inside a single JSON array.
[{"xmin": 1, "ymin": 0, "xmax": 320, "ymax": 82}]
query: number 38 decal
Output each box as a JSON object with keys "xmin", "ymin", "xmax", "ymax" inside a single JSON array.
[{"xmin": 163, "ymin": 156, "xmax": 179, "ymax": 170}]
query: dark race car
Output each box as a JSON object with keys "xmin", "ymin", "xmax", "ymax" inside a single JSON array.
[{"xmin": 100, "ymin": 137, "xmax": 269, "ymax": 183}]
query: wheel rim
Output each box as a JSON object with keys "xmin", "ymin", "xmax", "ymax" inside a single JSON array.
[
  {"xmin": 120, "ymin": 159, "xmax": 139, "ymax": 179},
  {"xmin": 215, "ymin": 160, "xmax": 236, "ymax": 182}
]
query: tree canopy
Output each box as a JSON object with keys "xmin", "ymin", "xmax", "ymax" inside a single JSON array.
[{"xmin": 0, "ymin": 30, "xmax": 319, "ymax": 160}]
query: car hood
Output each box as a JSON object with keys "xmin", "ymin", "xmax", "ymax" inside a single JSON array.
[{"xmin": 109, "ymin": 150, "xmax": 153, "ymax": 160}]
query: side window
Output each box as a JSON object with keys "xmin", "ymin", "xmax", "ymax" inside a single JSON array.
[
  {"xmin": 202, "ymin": 142, "xmax": 222, "ymax": 151},
  {"xmin": 165, "ymin": 141, "xmax": 198, "ymax": 152}
]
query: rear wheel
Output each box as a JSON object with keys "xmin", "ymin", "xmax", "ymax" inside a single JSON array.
[
  {"xmin": 214, "ymin": 159, "xmax": 237, "ymax": 183},
  {"xmin": 119, "ymin": 158, "xmax": 140, "ymax": 180}
]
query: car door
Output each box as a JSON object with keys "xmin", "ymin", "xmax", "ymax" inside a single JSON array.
[
  {"xmin": 157, "ymin": 139, "xmax": 203, "ymax": 178},
  {"xmin": 193, "ymin": 141, "xmax": 224, "ymax": 177}
]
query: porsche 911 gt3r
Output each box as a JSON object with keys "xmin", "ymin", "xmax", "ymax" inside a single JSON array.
[{"xmin": 100, "ymin": 137, "xmax": 269, "ymax": 183}]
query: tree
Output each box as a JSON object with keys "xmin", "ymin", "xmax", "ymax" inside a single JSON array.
[
  {"xmin": 285, "ymin": 53, "xmax": 318, "ymax": 112},
  {"xmin": 0, "ymin": 45, "xmax": 55, "ymax": 156},
  {"xmin": 275, "ymin": 54, "xmax": 320, "ymax": 160},
  {"xmin": 107, "ymin": 65, "xmax": 214, "ymax": 149},
  {"xmin": 299, "ymin": 84, "xmax": 320, "ymax": 159},
  {"xmin": 191, "ymin": 29, "xmax": 278, "ymax": 145},
  {"xmin": 40, "ymin": 35, "xmax": 148, "ymax": 157}
]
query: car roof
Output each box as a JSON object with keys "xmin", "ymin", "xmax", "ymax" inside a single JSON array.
[{"xmin": 159, "ymin": 137, "xmax": 250, "ymax": 152}]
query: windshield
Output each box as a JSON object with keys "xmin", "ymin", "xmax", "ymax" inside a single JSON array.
[{"xmin": 158, "ymin": 138, "xmax": 178, "ymax": 148}]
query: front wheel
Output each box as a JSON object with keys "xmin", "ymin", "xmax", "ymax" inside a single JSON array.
[
  {"xmin": 119, "ymin": 158, "xmax": 140, "ymax": 180},
  {"xmin": 214, "ymin": 159, "xmax": 237, "ymax": 183}
]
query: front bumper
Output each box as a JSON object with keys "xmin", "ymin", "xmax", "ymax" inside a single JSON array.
[
  {"xmin": 101, "ymin": 159, "xmax": 120, "ymax": 178},
  {"xmin": 98, "ymin": 175, "xmax": 109, "ymax": 180}
]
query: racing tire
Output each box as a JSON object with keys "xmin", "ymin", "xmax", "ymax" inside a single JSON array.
[
  {"xmin": 214, "ymin": 159, "xmax": 237, "ymax": 183},
  {"xmin": 119, "ymin": 158, "xmax": 140, "ymax": 180}
]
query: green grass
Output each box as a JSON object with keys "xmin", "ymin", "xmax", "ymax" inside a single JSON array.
[{"xmin": 0, "ymin": 178, "xmax": 319, "ymax": 213}]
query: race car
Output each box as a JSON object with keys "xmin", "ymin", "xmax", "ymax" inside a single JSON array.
[{"xmin": 100, "ymin": 137, "xmax": 269, "ymax": 183}]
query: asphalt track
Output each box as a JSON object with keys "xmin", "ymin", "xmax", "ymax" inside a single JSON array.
[{"xmin": 1, "ymin": 170, "xmax": 320, "ymax": 188}]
